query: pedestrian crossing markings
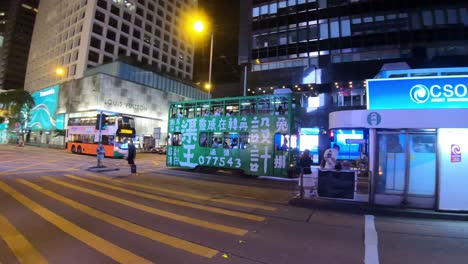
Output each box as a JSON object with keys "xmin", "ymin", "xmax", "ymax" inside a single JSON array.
[
  {"xmin": 0, "ymin": 173, "xmax": 276, "ymax": 263},
  {"xmin": 0, "ymin": 181, "xmax": 153, "ymax": 264}
]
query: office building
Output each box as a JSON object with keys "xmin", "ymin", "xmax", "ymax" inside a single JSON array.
[
  {"xmin": 0, "ymin": 0, "xmax": 38, "ymax": 91},
  {"xmin": 239, "ymin": 0, "xmax": 468, "ymax": 105},
  {"xmin": 25, "ymin": 0, "xmax": 197, "ymax": 92}
]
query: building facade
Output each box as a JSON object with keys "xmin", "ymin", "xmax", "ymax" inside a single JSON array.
[
  {"xmin": 25, "ymin": 0, "xmax": 197, "ymax": 93},
  {"xmin": 23, "ymin": 61, "xmax": 208, "ymax": 148},
  {"xmin": 0, "ymin": 0, "xmax": 38, "ymax": 91},
  {"xmin": 329, "ymin": 67, "xmax": 468, "ymax": 211},
  {"xmin": 239, "ymin": 0, "xmax": 468, "ymax": 114}
]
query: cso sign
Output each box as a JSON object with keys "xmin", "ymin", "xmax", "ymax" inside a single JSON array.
[{"xmin": 367, "ymin": 76, "xmax": 468, "ymax": 110}]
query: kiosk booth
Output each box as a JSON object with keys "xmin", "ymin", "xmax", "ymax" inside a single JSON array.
[{"xmin": 329, "ymin": 69, "xmax": 468, "ymax": 211}]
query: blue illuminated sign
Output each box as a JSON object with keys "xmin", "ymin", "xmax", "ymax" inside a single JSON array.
[
  {"xmin": 367, "ymin": 76, "xmax": 468, "ymax": 110},
  {"xmin": 28, "ymin": 85, "xmax": 60, "ymax": 130}
]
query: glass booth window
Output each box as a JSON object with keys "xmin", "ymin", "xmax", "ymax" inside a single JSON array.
[{"xmin": 332, "ymin": 129, "xmax": 365, "ymax": 160}]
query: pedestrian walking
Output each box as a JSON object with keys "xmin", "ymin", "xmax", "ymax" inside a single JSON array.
[{"xmin": 127, "ymin": 139, "xmax": 137, "ymax": 176}]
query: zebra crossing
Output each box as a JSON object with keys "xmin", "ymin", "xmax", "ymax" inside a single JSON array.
[{"xmin": 0, "ymin": 173, "xmax": 277, "ymax": 264}]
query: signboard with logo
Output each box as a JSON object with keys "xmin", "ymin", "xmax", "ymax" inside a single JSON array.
[
  {"xmin": 28, "ymin": 85, "xmax": 60, "ymax": 130},
  {"xmin": 367, "ymin": 76, "xmax": 468, "ymax": 110},
  {"xmin": 366, "ymin": 112, "xmax": 381, "ymax": 126},
  {"xmin": 450, "ymin": 144, "xmax": 462, "ymax": 163}
]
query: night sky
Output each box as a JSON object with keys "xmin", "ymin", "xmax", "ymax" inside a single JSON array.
[{"xmin": 192, "ymin": 0, "xmax": 241, "ymax": 95}]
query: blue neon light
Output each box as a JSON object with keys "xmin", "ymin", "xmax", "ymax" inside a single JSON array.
[
  {"xmin": 378, "ymin": 67, "xmax": 468, "ymax": 79},
  {"xmin": 367, "ymin": 76, "xmax": 468, "ymax": 110}
]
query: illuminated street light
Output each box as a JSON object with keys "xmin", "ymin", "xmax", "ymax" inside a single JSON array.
[
  {"xmin": 193, "ymin": 20, "xmax": 204, "ymax": 33},
  {"xmin": 190, "ymin": 18, "xmax": 213, "ymax": 98},
  {"xmin": 55, "ymin": 67, "xmax": 65, "ymax": 76}
]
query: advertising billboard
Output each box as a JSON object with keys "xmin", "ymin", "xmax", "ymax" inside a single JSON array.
[
  {"xmin": 28, "ymin": 85, "xmax": 60, "ymax": 130},
  {"xmin": 367, "ymin": 76, "xmax": 468, "ymax": 110}
]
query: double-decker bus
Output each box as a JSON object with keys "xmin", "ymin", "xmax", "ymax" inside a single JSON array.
[
  {"xmin": 66, "ymin": 114, "xmax": 136, "ymax": 157},
  {"xmin": 166, "ymin": 91, "xmax": 300, "ymax": 177}
]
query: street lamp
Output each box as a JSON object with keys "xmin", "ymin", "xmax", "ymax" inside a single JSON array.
[
  {"xmin": 55, "ymin": 67, "xmax": 65, "ymax": 77},
  {"xmin": 192, "ymin": 19, "xmax": 213, "ymax": 98}
]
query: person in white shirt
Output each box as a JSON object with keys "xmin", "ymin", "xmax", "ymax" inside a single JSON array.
[{"xmin": 323, "ymin": 144, "xmax": 340, "ymax": 170}]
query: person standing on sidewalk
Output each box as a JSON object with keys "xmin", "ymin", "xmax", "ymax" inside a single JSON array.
[
  {"xmin": 298, "ymin": 149, "xmax": 313, "ymax": 175},
  {"xmin": 323, "ymin": 144, "xmax": 340, "ymax": 170},
  {"xmin": 96, "ymin": 142, "xmax": 105, "ymax": 167},
  {"xmin": 127, "ymin": 139, "xmax": 137, "ymax": 176}
]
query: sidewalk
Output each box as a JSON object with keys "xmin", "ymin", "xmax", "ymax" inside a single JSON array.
[{"xmin": 289, "ymin": 196, "xmax": 468, "ymax": 221}]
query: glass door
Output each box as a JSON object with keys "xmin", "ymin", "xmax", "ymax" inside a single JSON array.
[
  {"xmin": 408, "ymin": 134, "xmax": 436, "ymax": 196},
  {"xmin": 376, "ymin": 132, "xmax": 406, "ymax": 195},
  {"xmin": 374, "ymin": 130, "xmax": 436, "ymax": 209}
]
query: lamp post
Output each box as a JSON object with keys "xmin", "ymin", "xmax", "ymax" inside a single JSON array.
[
  {"xmin": 207, "ymin": 32, "xmax": 213, "ymax": 98},
  {"xmin": 193, "ymin": 19, "xmax": 213, "ymax": 98}
]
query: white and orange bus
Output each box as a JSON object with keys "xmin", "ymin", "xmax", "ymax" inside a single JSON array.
[{"xmin": 66, "ymin": 115, "xmax": 135, "ymax": 157}]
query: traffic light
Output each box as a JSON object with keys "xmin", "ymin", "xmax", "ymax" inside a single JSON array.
[
  {"xmin": 95, "ymin": 113, "xmax": 107, "ymax": 130},
  {"xmin": 328, "ymin": 129, "xmax": 335, "ymax": 142}
]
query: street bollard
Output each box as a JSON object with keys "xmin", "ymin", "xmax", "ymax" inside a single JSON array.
[{"xmin": 299, "ymin": 167, "xmax": 304, "ymax": 199}]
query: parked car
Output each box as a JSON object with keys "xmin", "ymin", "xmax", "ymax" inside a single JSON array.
[{"xmin": 151, "ymin": 145, "xmax": 167, "ymax": 154}]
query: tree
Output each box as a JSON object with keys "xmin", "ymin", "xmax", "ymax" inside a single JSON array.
[{"xmin": 0, "ymin": 89, "xmax": 35, "ymax": 128}]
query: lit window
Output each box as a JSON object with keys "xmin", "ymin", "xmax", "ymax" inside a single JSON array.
[
  {"xmin": 252, "ymin": 7, "xmax": 259, "ymax": 17},
  {"xmin": 269, "ymin": 3, "xmax": 277, "ymax": 14}
]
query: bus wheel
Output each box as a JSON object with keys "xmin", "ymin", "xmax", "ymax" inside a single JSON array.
[
  {"xmin": 71, "ymin": 145, "xmax": 76, "ymax": 153},
  {"xmin": 77, "ymin": 146, "xmax": 82, "ymax": 154}
]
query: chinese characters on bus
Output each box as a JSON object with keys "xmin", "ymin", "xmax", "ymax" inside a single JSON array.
[{"xmin": 170, "ymin": 115, "xmax": 289, "ymax": 175}]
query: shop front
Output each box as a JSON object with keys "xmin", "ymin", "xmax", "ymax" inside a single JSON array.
[
  {"xmin": 329, "ymin": 73, "xmax": 468, "ymax": 211},
  {"xmin": 22, "ymin": 73, "xmax": 192, "ymax": 149}
]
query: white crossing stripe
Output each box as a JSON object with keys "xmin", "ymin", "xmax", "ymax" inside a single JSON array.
[{"xmin": 364, "ymin": 215, "xmax": 380, "ymax": 264}]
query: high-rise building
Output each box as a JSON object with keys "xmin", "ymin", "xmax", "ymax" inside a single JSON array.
[
  {"xmin": 0, "ymin": 0, "xmax": 38, "ymax": 91},
  {"xmin": 239, "ymin": 0, "xmax": 468, "ymax": 98},
  {"xmin": 25, "ymin": 0, "xmax": 197, "ymax": 92}
]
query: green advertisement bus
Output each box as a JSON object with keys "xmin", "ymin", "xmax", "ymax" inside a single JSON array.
[{"xmin": 166, "ymin": 92, "xmax": 300, "ymax": 178}]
